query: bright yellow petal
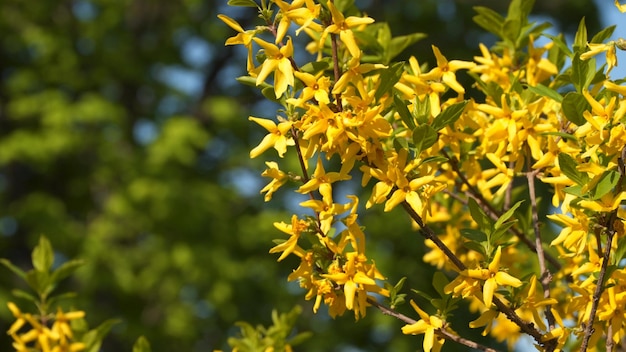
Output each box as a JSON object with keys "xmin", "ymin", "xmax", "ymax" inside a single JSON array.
[
  {"xmin": 217, "ymin": 14, "xmax": 244, "ymax": 33},
  {"xmin": 483, "ymin": 277, "xmax": 497, "ymax": 307},
  {"xmin": 344, "ymin": 280, "xmax": 357, "ymax": 310}
]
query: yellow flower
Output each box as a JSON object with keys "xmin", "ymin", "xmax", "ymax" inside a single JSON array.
[
  {"xmin": 270, "ymin": 215, "xmax": 308, "ymax": 261},
  {"xmin": 260, "ymin": 161, "xmax": 288, "ymax": 201},
  {"xmin": 299, "ymin": 183, "xmax": 352, "ymax": 234},
  {"xmin": 401, "ymin": 300, "xmax": 445, "ymax": 352},
  {"xmin": 460, "ymin": 246, "xmax": 522, "ymax": 307},
  {"xmin": 420, "ymin": 45, "xmax": 476, "ymax": 94},
  {"xmin": 218, "ymin": 14, "xmax": 256, "ymax": 72},
  {"xmin": 298, "ymin": 157, "xmax": 351, "ymax": 194},
  {"xmin": 615, "ymin": 0, "xmax": 626, "ymax": 13},
  {"xmin": 253, "ymin": 37, "xmax": 295, "ymax": 98},
  {"xmin": 293, "ymin": 71, "xmax": 331, "ymax": 105},
  {"xmin": 274, "ymin": 0, "xmax": 323, "ymax": 40},
  {"xmin": 321, "ymin": 2, "xmax": 374, "ymax": 59},
  {"xmin": 248, "ymin": 116, "xmax": 294, "ymax": 158},
  {"xmin": 580, "ymin": 42, "xmax": 618, "ymax": 76}
]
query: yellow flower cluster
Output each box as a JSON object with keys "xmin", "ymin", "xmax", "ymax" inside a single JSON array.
[
  {"xmin": 7, "ymin": 302, "xmax": 86, "ymax": 352},
  {"xmin": 222, "ymin": 0, "xmax": 626, "ymax": 350}
]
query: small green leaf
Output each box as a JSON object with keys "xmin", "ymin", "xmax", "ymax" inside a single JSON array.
[
  {"xmin": 51, "ymin": 260, "xmax": 85, "ymax": 284},
  {"xmin": 494, "ymin": 201, "xmax": 523, "ymax": 230},
  {"xmin": 539, "ymin": 131, "xmax": 578, "ymax": 142},
  {"xmin": 461, "ymin": 229, "xmax": 487, "ymax": 242},
  {"xmin": 562, "ymin": 92, "xmax": 590, "ymax": 126},
  {"xmin": 33, "ymin": 236, "xmax": 54, "ymax": 272},
  {"xmin": 432, "ymin": 272, "xmax": 450, "ymax": 297},
  {"xmin": 25, "ymin": 270, "xmax": 49, "ymax": 295},
  {"xmin": 387, "ymin": 33, "xmax": 427, "ymax": 64},
  {"xmin": 573, "ymin": 17, "xmax": 588, "ymax": 52},
  {"xmin": 502, "ymin": 18, "xmax": 521, "ymax": 44},
  {"xmin": 473, "ymin": 7, "xmax": 504, "ymax": 37},
  {"xmin": 11, "ymin": 289, "xmax": 38, "ymax": 303},
  {"xmin": 133, "ymin": 336, "xmax": 151, "ymax": 352},
  {"xmin": 82, "ymin": 319, "xmax": 122, "ymax": 352},
  {"xmin": 571, "ymin": 54, "xmax": 595, "ymax": 92},
  {"xmin": 524, "ymin": 84, "xmax": 563, "ymax": 103},
  {"xmin": 412, "ymin": 124, "xmax": 438, "ymax": 155},
  {"xmin": 558, "ymin": 153, "xmax": 588, "ymax": 185},
  {"xmin": 376, "ymin": 62, "xmax": 404, "ymax": 101},
  {"xmin": 394, "ymin": 95, "xmax": 415, "ymax": 129},
  {"xmin": 463, "ymin": 241, "xmax": 487, "ymax": 257},
  {"xmin": 0, "ymin": 258, "xmax": 27, "ymax": 280},
  {"xmin": 227, "ymin": 0, "xmax": 258, "ymax": 7},
  {"xmin": 590, "ymin": 25, "xmax": 616, "ymax": 44},
  {"xmin": 288, "ymin": 331, "xmax": 314, "ymax": 346},
  {"xmin": 468, "ymin": 197, "xmax": 492, "ymax": 233},
  {"xmin": 590, "ymin": 170, "xmax": 620, "ymax": 200},
  {"xmin": 300, "ymin": 59, "xmax": 331, "ymax": 74},
  {"xmin": 544, "ymin": 34, "xmax": 573, "ymax": 58},
  {"xmin": 431, "ymin": 100, "xmax": 468, "ymax": 131}
]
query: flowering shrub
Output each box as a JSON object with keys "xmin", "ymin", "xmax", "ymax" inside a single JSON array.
[
  {"xmin": 2, "ymin": 237, "xmax": 150, "ymax": 352},
  {"xmin": 221, "ymin": 0, "xmax": 626, "ymax": 351}
]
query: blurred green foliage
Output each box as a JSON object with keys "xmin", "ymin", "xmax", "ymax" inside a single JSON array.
[{"xmin": 0, "ymin": 0, "xmax": 599, "ymax": 351}]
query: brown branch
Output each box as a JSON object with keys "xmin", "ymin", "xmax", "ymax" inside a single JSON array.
[
  {"xmin": 368, "ymin": 298, "xmax": 501, "ymax": 352},
  {"xmin": 581, "ymin": 146, "xmax": 626, "ymax": 351},
  {"xmin": 441, "ymin": 149, "xmax": 561, "ymax": 270},
  {"xmin": 580, "ymin": 221, "xmax": 616, "ymax": 351},
  {"xmin": 400, "ymin": 200, "xmax": 554, "ymax": 349},
  {"xmin": 526, "ymin": 155, "xmax": 556, "ymax": 329}
]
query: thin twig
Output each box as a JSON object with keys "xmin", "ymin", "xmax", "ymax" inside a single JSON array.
[
  {"xmin": 441, "ymin": 149, "xmax": 561, "ymax": 270},
  {"xmin": 526, "ymin": 153, "xmax": 556, "ymax": 329},
  {"xmin": 580, "ymin": 221, "xmax": 616, "ymax": 351},
  {"xmin": 580, "ymin": 146, "xmax": 626, "ymax": 351},
  {"xmin": 368, "ymin": 298, "xmax": 501, "ymax": 352},
  {"xmin": 400, "ymin": 200, "xmax": 554, "ymax": 349}
]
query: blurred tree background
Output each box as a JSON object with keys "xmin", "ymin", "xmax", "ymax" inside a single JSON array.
[{"xmin": 0, "ymin": 0, "xmax": 600, "ymax": 351}]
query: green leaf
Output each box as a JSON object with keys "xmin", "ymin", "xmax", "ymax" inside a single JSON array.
[
  {"xmin": 571, "ymin": 54, "xmax": 595, "ymax": 92},
  {"xmin": 494, "ymin": 201, "xmax": 523, "ymax": 230},
  {"xmin": 573, "ymin": 17, "xmax": 588, "ymax": 53},
  {"xmin": 491, "ymin": 221, "xmax": 516, "ymax": 244},
  {"xmin": 82, "ymin": 319, "xmax": 122, "ymax": 352},
  {"xmin": 419, "ymin": 155, "xmax": 448, "ymax": 166},
  {"xmin": 558, "ymin": 153, "xmax": 588, "ymax": 185},
  {"xmin": 590, "ymin": 170, "xmax": 620, "ymax": 200},
  {"xmin": 376, "ymin": 62, "xmax": 404, "ymax": 101},
  {"xmin": 288, "ymin": 331, "xmax": 314, "ymax": 346},
  {"xmin": 227, "ymin": 0, "xmax": 258, "ymax": 7},
  {"xmin": 387, "ymin": 32, "xmax": 427, "ymax": 64},
  {"xmin": 11, "ymin": 289, "xmax": 38, "ymax": 303},
  {"xmin": 394, "ymin": 95, "xmax": 415, "ymax": 129},
  {"xmin": 300, "ymin": 59, "xmax": 331, "ymax": 74},
  {"xmin": 463, "ymin": 241, "xmax": 487, "ymax": 257},
  {"xmin": 412, "ymin": 124, "xmax": 438, "ymax": 155},
  {"xmin": 25, "ymin": 270, "xmax": 49, "ymax": 295},
  {"xmin": 539, "ymin": 131, "xmax": 578, "ymax": 142},
  {"xmin": 461, "ymin": 229, "xmax": 487, "ymax": 242},
  {"xmin": 0, "ymin": 258, "xmax": 27, "ymax": 280},
  {"xmin": 590, "ymin": 25, "xmax": 616, "ymax": 44},
  {"xmin": 544, "ymin": 34, "xmax": 573, "ymax": 58},
  {"xmin": 561, "ymin": 92, "xmax": 590, "ymax": 126},
  {"xmin": 51, "ymin": 259, "xmax": 85, "ymax": 284},
  {"xmin": 432, "ymin": 272, "xmax": 449, "ymax": 297},
  {"xmin": 133, "ymin": 336, "xmax": 152, "ymax": 352},
  {"xmin": 431, "ymin": 100, "xmax": 468, "ymax": 131},
  {"xmin": 33, "ymin": 236, "xmax": 54, "ymax": 272},
  {"xmin": 468, "ymin": 197, "xmax": 492, "ymax": 233},
  {"xmin": 473, "ymin": 6, "xmax": 504, "ymax": 37},
  {"xmin": 502, "ymin": 18, "xmax": 521, "ymax": 44},
  {"xmin": 524, "ymin": 84, "xmax": 563, "ymax": 103}
]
